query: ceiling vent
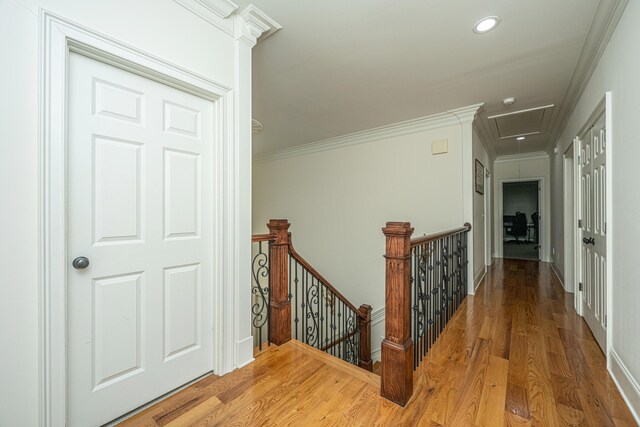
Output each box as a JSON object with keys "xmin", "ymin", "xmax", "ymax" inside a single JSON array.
[{"xmin": 488, "ymin": 104, "xmax": 554, "ymax": 139}]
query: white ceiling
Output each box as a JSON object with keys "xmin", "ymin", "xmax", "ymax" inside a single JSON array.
[{"xmin": 239, "ymin": 0, "xmax": 600, "ymax": 157}]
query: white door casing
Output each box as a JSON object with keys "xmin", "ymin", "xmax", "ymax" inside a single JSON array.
[
  {"xmin": 579, "ymin": 112, "xmax": 607, "ymax": 352},
  {"xmin": 66, "ymin": 52, "xmax": 216, "ymax": 425},
  {"xmin": 497, "ymin": 177, "xmax": 545, "ymax": 261},
  {"xmin": 485, "ymin": 169, "xmax": 492, "ymax": 266},
  {"xmin": 39, "ymin": 12, "xmax": 245, "ymax": 427}
]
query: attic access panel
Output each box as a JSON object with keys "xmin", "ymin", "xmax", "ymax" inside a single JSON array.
[{"xmin": 488, "ymin": 105, "xmax": 555, "ymax": 139}]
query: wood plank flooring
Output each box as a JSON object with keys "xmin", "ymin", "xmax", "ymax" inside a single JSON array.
[{"xmin": 119, "ymin": 259, "xmax": 637, "ymax": 426}]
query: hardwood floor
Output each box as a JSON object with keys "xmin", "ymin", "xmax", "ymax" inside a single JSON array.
[{"xmin": 119, "ymin": 259, "xmax": 637, "ymax": 426}]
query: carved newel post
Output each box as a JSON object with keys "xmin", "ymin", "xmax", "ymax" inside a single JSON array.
[
  {"xmin": 268, "ymin": 219, "xmax": 291, "ymax": 345},
  {"xmin": 381, "ymin": 222, "xmax": 414, "ymax": 406},
  {"xmin": 358, "ymin": 304, "xmax": 373, "ymax": 371}
]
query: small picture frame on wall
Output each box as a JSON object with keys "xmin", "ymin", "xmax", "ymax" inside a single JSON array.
[{"xmin": 475, "ymin": 159, "xmax": 484, "ymax": 194}]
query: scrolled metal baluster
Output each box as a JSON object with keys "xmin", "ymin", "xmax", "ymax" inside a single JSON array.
[
  {"xmin": 251, "ymin": 241, "xmax": 270, "ymax": 350},
  {"xmin": 305, "ymin": 276, "xmax": 319, "ymax": 347}
]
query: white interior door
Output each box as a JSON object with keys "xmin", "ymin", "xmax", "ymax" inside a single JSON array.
[
  {"xmin": 67, "ymin": 52, "xmax": 216, "ymax": 426},
  {"xmin": 579, "ymin": 113, "xmax": 607, "ymax": 351}
]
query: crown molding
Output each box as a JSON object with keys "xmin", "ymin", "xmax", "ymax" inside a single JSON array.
[
  {"xmin": 449, "ymin": 102, "xmax": 484, "ymax": 124},
  {"xmin": 473, "ymin": 115, "xmax": 498, "ymax": 162},
  {"xmin": 240, "ymin": 5, "xmax": 282, "ymax": 42},
  {"xmin": 494, "ymin": 151, "xmax": 549, "ymax": 164},
  {"xmin": 173, "ymin": 0, "xmax": 238, "ymax": 35},
  {"xmin": 254, "ymin": 103, "xmax": 484, "ymax": 163},
  {"xmin": 546, "ymin": 0, "xmax": 628, "ymax": 152}
]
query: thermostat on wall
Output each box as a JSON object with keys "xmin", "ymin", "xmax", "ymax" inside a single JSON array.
[{"xmin": 432, "ymin": 139, "xmax": 448, "ymax": 155}]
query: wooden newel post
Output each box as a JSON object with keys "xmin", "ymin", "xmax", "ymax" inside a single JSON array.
[
  {"xmin": 381, "ymin": 221, "xmax": 414, "ymax": 406},
  {"xmin": 268, "ymin": 219, "xmax": 291, "ymax": 345},
  {"xmin": 358, "ymin": 304, "xmax": 373, "ymax": 371}
]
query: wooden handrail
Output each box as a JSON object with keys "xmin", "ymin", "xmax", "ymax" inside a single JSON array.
[
  {"xmin": 252, "ymin": 233, "xmax": 275, "ymax": 243},
  {"xmin": 287, "ymin": 239, "xmax": 365, "ymax": 320},
  {"xmin": 252, "ymin": 219, "xmax": 372, "ymax": 371},
  {"xmin": 410, "ymin": 222, "xmax": 472, "ymax": 248}
]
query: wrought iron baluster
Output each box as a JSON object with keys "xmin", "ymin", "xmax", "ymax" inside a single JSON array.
[
  {"xmin": 251, "ymin": 241, "xmax": 270, "ymax": 351},
  {"xmin": 294, "ymin": 260, "xmax": 299, "ymax": 340},
  {"xmin": 404, "ymin": 225, "xmax": 470, "ymax": 374}
]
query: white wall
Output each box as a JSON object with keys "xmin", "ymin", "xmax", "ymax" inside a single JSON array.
[
  {"xmin": 0, "ymin": 1, "xmax": 253, "ymax": 425},
  {"xmin": 549, "ymin": 1, "xmax": 640, "ymax": 420},
  {"xmin": 493, "ymin": 154, "xmax": 551, "ymax": 262},
  {"xmin": 472, "ymin": 128, "xmax": 493, "ymax": 287},
  {"xmin": 253, "ymin": 119, "xmax": 475, "ymax": 360}
]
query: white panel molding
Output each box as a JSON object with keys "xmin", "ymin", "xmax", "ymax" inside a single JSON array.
[
  {"xmin": 39, "ymin": 12, "xmax": 234, "ymax": 426},
  {"xmin": 235, "ymin": 336, "xmax": 255, "ymax": 369},
  {"xmin": 370, "ymin": 306, "xmax": 385, "ymax": 361},
  {"xmin": 609, "ymin": 348, "xmax": 640, "ymax": 424},
  {"xmin": 173, "ymin": 0, "xmax": 238, "ymax": 36},
  {"xmin": 371, "ymin": 306, "xmax": 385, "ymax": 326},
  {"xmin": 546, "ymin": 0, "xmax": 629, "ymax": 152},
  {"xmin": 494, "ymin": 151, "xmax": 549, "ymax": 163},
  {"xmin": 255, "ymin": 103, "xmax": 485, "ymax": 163}
]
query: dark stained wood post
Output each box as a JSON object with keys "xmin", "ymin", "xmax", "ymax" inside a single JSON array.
[
  {"xmin": 381, "ymin": 222, "xmax": 414, "ymax": 406},
  {"xmin": 268, "ymin": 219, "xmax": 291, "ymax": 345},
  {"xmin": 358, "ymin": 304, "xmax": 373, "ymax": 371}
]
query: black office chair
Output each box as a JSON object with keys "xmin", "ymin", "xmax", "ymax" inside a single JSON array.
[
  {"xmin": 531, "ymin": 212, "xmax": 540, "ymax": 249},
  {"xmin": 507, "ymin": 212, "xmax": 528, "ymax": 244}
]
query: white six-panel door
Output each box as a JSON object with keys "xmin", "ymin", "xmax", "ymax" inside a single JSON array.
[
  {"xmin": 67, "ymin": 52, "xmax": 216, "ymax": 426},
  {"xmin": 579, "ymin": 113, "xmax": 607, "ymax": 352}
]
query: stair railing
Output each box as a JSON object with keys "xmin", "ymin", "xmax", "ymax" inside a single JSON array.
[
  {"xmin": 380, "ymin": 221, "xmax": 471, "ymax": 406},
  {"xmin": 251, "ymin": 219, "xmax": 372, "ymax": 371}
]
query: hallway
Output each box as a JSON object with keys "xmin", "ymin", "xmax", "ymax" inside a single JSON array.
[{"xmin": 119, "ymin": 259, "xmax": 636, "ymax": 426}]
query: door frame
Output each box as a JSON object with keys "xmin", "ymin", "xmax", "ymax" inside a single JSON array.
[
  {"xmin": 496, "ymin": 177, "xmax": 545, "ymax": 261},
  {"xmin": 563, "ymin": 144, "xmax": 576, "ymax": 294},
  {"xmin": 485, "ymin": 168, "xmax": 493, "ymax": 266},
  {"xmin": 39, "ymin": 12, "xmax": 235, "ymax": 426},
  {"xmin": 572, "ymin": 93, "xmax": 613, "ymax": 356}
]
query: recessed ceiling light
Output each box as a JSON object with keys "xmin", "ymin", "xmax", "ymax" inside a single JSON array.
[
  {"xmin": 517, "ymin": 136, "xmax": 526, "ymax": 141},
  {"xmin": 473, "ymin": 16, "xmax": 501, "ymax": 34}
]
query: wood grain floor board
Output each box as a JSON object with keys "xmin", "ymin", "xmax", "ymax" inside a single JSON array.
[{"xmin": 117, "ymin": 259, "xmax": 637, "ymax": 426}]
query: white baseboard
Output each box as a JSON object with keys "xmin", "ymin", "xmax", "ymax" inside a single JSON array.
[
  {"xmin": 550, "ymin": 262, "xmax": 565, "ymax": 289},
  {"xmin": 235, "ymin": 336, "xmax": 254, "ymax": 369},
  {"xmin": 609, "ymin": 348, "xmax": 640, "ymax": 424},
  {"xmin": 371, "ymin": 347, "xmax": 382, "ymax": 361},
  {"xmin": 474, "ymin": 267, "xmax": 486, "ymax": 292}
]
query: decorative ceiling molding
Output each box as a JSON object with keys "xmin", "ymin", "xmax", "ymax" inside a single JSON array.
[
  {"xmin": 494, "ymin": 151, "xmax": 549, "ymax": 164},
  {"xmin": 254, "ymin": 103, "xmax": 484, "ymax": 163},
  {"xmin": 473, "ymin": 117, "xmax": 498, "ymax": 161},
  {"xmin": 546, "ymin": 0, "xmax": 629, "ymax": 152},
  {"xmin": 240, "ymin": 5, "xmax": 282, "ymax": 42},
  {"xmin": 200, "ymin": 0, "xmax": 238, "ymax": 18},
  {"xmin": 173, "ymin": 0, "xmax": 238, "ymax": 35}
]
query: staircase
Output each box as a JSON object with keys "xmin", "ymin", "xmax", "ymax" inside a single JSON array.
[
  {"xmin": 251, "ymin": 218, "xmax": 472, "ymax": 407},
  {"xmin": 252, "ymin": 219, "xmax": 372, "ymax": 371}
]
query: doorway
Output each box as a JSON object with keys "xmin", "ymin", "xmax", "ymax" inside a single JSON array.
[
  {"xmin": 66, "ymin": 51, "xmax": 217, "ymax": 426},
  {"xmin": 502, "ymin": 180, "xmax": 540, "ymax": 260},
  {"xmin": 563, "ymin": 145, "xmax": 575, "ymax": 293},
  {"xmin": 576, "ymin": 107, "xmax": 608, "ymax": 352}
]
